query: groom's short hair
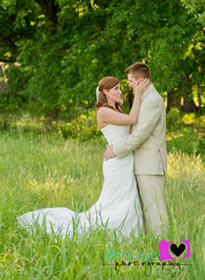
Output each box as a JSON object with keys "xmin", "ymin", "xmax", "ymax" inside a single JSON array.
[{"xmin": 125, "ymin": 62, "xmax": 151, "ymax": 80}]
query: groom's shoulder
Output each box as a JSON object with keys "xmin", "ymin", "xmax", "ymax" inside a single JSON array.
[{"xmin": 148, "ymin": 85, "xmax": 164, "ymax": 106}]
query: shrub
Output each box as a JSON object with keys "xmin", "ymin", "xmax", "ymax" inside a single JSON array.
[{"xmin": 55, "ymin": 110, "xmax": 101, "ymax": 141}]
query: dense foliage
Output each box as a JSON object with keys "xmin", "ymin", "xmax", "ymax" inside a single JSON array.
[{"xmin": 0, "ymin": 0, "xmax": 204, "ymax": 118}]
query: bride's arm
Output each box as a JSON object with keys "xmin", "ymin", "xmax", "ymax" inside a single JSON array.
[{"xmin": 97, "ymin": 79, "xmax": 149, "ymax": 126}]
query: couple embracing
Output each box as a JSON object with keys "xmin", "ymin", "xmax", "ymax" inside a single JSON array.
[{"xmin": 18, "ymin": 62, "xmax": 169, "ymax": 240}]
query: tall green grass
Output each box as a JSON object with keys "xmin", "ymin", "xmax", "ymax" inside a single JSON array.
[{"xmin": 0, "ymin": 132, "xmax": 204, "ymax": 279}]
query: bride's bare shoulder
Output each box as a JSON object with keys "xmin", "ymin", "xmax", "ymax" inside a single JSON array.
[
  {"xmin": 97, "ymin": 106, "xmax": 113, "ymax": 113},
  {"xmin": 97, "ymin": 107, "xmax": 110, "ymax": 129},
  {"xmin": 97, "ymin": 107, "xmax": 113, "ymax": 120}
]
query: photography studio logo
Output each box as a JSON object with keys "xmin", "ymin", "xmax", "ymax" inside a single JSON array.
[
  {"xmin": 158, "ymin": 239, "xmax": 191, "ymax": 261},
  {"xmin": 103, "ymin": 241, "xmax": 192, "ymax": 277}
]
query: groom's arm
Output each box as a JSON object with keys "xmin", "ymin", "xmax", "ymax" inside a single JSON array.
[{"xmin": 113, "ymin": 99, "xmax": 163, "ymax": 158}]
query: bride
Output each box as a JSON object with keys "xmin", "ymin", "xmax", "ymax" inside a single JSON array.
[{"xmin": 17, "ymin": 76, "xmax": 149, "ymax": 240}]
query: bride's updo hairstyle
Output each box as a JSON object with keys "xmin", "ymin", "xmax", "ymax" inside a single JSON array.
[{"xmin": 96, "ymin": 76, "xmax": 123, "ymax": 113}]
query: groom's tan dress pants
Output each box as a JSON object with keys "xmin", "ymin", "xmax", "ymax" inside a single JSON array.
[{"xmin": 135, "ymin": 175, "xmax": 168, "ymax": 237}]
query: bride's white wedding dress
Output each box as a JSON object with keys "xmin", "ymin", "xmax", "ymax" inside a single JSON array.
[{"xmin": 17, "ymin": 124, "xmax": 143, "ymax": 239}]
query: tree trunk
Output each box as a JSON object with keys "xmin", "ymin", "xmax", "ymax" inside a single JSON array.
[
  {"xmin": 35, "ymin": 0, "xmax": 59, "ymax": 24},
  {"xmin": 166, "ymin": 90, "xmax": 181, "ymax": 112},
  {"xmin": 182, "ymin": 95, "xmax": 198, "ymax": 112},
  {"xmin": 180, "ymin": 75, "xmax": 198, "ymax": 112}
]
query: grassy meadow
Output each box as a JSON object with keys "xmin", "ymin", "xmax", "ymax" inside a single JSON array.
[{"xmin": 0, "ymin": 121, "xmax": 204, "ymax": 279}]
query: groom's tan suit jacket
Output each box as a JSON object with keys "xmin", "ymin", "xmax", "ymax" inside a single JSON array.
[{"xmin": 113, "ymin": 84, "xmax": 167, "ymax": 175}]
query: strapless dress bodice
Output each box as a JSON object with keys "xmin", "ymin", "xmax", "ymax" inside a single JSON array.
[{"xmin": 101, "ymin": 124, "xmax": 130, "ymax": 145}]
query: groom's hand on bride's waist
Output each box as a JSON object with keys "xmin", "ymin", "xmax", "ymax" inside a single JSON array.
[{"xmin": 104, "ymin": 145, "xmax": 116, "ymax": 160}]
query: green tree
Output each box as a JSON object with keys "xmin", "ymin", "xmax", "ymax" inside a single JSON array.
[{"xmin": 0, "ymin": 0, "xmax": 204, "ymax": 118}]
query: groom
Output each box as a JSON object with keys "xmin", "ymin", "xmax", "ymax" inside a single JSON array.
[{"xmin": 104, "ymin": 62, "xmax": 168, "ymax": 237}]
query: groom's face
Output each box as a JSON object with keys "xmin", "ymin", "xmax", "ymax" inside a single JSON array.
[{"xmin": 127, "ymin": 73, "xmax": 143, "ymax": 91}]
